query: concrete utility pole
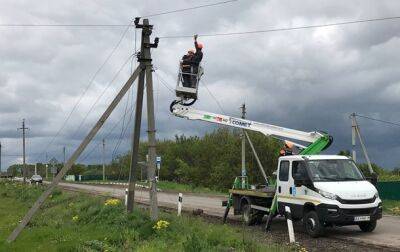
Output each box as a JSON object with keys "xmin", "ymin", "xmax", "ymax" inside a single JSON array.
[
  {"xmin": 351, "ymin": 113, "xmax": 357, "ymax": 162},
  {"xmin": 45, "ymin": 152, "xmax": 48, "ymax": 179},
  {"xmin": 63, "ymin": 146, "xmax": 66, "ymax": 165},
  {"xmin": 18, "ymin": 119, "xmax": 28, "ymax": 182},
  {"xmin": 7, "ymin": 61, "xmax": 142, "ymax": 243},
  {"xmin": 127, "ymin": 18, "xmax": 159, "ymax": 221},
  {"xmin": 102, "ymin": 139, "xmax": 106, "ymax": 181},
  {"xmin": 0, "ymin": 141, "xmax": 2, "ymax": 172},
  {"xmin": 240, "ymin": 104, "xmax": 246, "ymax": 188}
]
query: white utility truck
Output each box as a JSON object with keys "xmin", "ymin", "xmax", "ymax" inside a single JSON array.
[{"xmin": 171, "ymin": 103, "xmax": 382, "ymax": 237}]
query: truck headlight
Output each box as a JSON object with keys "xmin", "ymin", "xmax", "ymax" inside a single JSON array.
[{"xmin": 318, "ymin": 189, "xmax": 337, "ymax": 200}]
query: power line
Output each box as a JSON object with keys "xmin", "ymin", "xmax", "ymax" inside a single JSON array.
[
  {"xmin": 111, "ymin": 89, "xmax": 136, "ymax": 161},
  {"xmin": 200, "ymin": 80, "xmax": 226, "ymax": 114},
  {"xmin": 159, "ymin": 15, "xmax": 400, "ymax": 39},
  {"xmin": 142, "ymin": 0, "xmax": 240, "ymax": 18},
  {"xmin": 153, "ymin": 70, "xmax": 174, "ymax": 93},
  {"xmin": 36, "ymin": 20, "xmax": 133, "ymax": 163},
  {"xmin": 355, "ymin": 114, "xmax": 400, "ymax": 127},
  {"xmin": 0, "ymin": 0, "xmax": 240, "ymax": 28},
  {"xmin": 0, "ymin": 24, "xmax": 132, "ymax": 28},
  {"xmin": 70, "ymin": 53, "xmax": 136, "ymax": 140},
  {"xmin": 79, "ymin": 92, "xmax": 136, "ymax": 163}
]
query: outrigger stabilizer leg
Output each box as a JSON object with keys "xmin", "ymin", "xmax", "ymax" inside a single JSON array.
[
  {"xmin": 265, "ymin": 195, "xmax": 278, "ymax": 231},
  {"xmin": 222, "ymin": 195, "xmax": 232, "ymax": 223}
]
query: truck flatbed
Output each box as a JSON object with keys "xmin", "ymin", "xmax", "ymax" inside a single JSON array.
[{"xmin": 229, "ymin": 186, "xmax": 276, "ymax": 198}]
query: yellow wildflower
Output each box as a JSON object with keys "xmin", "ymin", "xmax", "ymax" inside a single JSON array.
[
  {"xmin": 153, "ymin": 220, "xmax": 170, "ymax": 230},
  {"xmin": 104, "ymin": 198, "xmax": 121, "ymax": 206},
  {"xmin": 72, "ymin": 215, "xmax": 79, "ymax": 222}
]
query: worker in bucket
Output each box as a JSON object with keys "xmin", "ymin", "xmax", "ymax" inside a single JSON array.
[
  {"xmin": 279, "ymin": 141, "xmax": 294, "ymax": 156},
  {"xmin": 190, "ymin": 34, "xmax": 204, "ymax": 88},
  {"xmin": 181, "ymin": 49, "xmax": 194, "ymax": 87}
]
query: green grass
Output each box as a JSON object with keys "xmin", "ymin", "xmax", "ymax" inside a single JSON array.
[
  {"xmin": 0, "ymin": 181, "xmax": 288, "ymax": 251},
  {"xmin": 382, "ymin": 200, "xmax": 400, "ymax": 216},
  {"xmin": 140, "ymin": 180, "xmax": 226, "ymax": 195},
  {"xmin": 78, "ymin": 179, "xmax": 227, "ymax": 195},
  {"xmin": 378, "ymin": 174, "xmax": 400, "ymax": 182}
]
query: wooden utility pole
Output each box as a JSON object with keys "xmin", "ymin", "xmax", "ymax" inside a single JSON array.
[
  {"xmin": 127, "ymin": 18, "xmax": 159, "ymax": 220},
  {"xmin": 18, "ymin": 119, "xmax": 28, "ymax": 182},
  {"xmin": 240, "ymin": 104, "xmax": 246, "ymax": 188},
  {"xmin": 102, "ymin": 139, "xmax": 106, "ymax": 181},
  {"xmin": 7, "ymin": 65, "xmax": 142, "ymax": 243}
]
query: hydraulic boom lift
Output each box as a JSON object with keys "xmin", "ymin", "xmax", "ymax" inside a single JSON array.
[{"xmin": 171, "ymin": 103, "xmax": 333, "ymax": 228}]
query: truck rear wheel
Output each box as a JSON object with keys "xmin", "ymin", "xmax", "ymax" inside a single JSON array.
[
  {"xmin": 358, "ymin": 220, "xmax": 377, "ymax": 232},
  {"xmin": 242, "ymin": 204, "xmax": 257, "ymax": 226},
  {"xmin": 304, "ymin": 211, "xmax": 324, "ymax": 238}
]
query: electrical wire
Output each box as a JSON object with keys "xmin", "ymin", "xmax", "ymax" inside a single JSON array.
[
  {"xmin": 355, "ymin": 114, "xmax": 400, "ymax": 127},
  {"xmin": 36, "ymin": 20, "xmax": 133, "ymax": 163},
  {"xmin": 111, "ymin": 93, "xmax": 136, "ymax": 161},
  {"xmin": 0, "ymin": 0, "xmax": 240, "ymax": 28},
  {"xmin": 142, "ymin": 0, "xmax": 240, "ymax": 18},
  {"xmin": 153, "ymin": 70, "xmax": 174, "ymax": 93},
  {"xmin": 69, "ymin": 53, "xmax": 136, "ymax": 140},
  {"xmin": 79, "ymin": 94, "xmax": 136, "ymax": 163},
  {"xmin": 159, "ymin": 15, "xmax": 400, "ymax": 39},
  {"xmin": 0, "ymin": 24, "xmax": 132, "ymax": 28},
  {"xmin": 200, "ymin": 80, "xmax": 226, "ymax": 114}
]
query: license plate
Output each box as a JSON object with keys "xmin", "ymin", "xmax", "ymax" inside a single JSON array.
[{"xmin": 354, "ymin": 216, "xmax": 370, "ymax": 222}]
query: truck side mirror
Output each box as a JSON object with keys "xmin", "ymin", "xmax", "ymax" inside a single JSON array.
[
  {"xmin": 294, "ymin": 178, "xmax": 303, "ymax": 187},
  {"xmin": 367, "ymin": 172, "xmax": 378, "ymax": 187},
  {"xmin": 293, "ymin": 173, "xmax": 311, "ymax": 187}
]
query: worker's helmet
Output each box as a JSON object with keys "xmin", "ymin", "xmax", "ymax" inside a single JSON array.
[
  {"xmin": 197, "ymin": 42, "xmax": 204, "ymax": 49},
  {"xmin": 188, "ymin": 49, "xmax": 195, "ymax": 54},
  {"xmin": 284, "ymin": 141, "xmax": 294, "ymax": 149}
]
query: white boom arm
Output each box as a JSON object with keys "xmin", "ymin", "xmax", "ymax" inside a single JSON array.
[{"xmin": 172, "ymin": 104, "xmax": 323, "ymax": 144}]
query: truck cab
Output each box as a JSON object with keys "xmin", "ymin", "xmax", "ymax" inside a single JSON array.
[{"xmin": 276, "ymin": 155, "xmax": 382, "ymax": 237}]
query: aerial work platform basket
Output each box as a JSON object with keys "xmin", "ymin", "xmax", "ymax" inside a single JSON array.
[{"xmin": 175, "ymin": 61, "xmax": 204, "ymax": 104}]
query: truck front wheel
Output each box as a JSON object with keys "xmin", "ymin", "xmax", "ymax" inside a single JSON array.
[
  {"xmin": 304, "ymin": 211, "xmax": 325, "ymax": 238},
  {"xmin": 358, "ymin": 220, "xmax": 377, "ymax": 232}
]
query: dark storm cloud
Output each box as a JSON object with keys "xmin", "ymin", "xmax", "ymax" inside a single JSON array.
[{"xmin": 0, "ymin": 0, "xmax": 399, "ymax": 170}]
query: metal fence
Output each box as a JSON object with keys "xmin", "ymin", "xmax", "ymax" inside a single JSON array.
[{"xmin": 377, "ymin": 181, "xmax": 400, "ymax": 200}]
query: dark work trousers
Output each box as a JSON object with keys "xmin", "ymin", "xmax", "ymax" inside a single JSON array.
[
  {"xmin": 182, "ymin": 68, "xmax": 192, "ymax": 87},
  {"xmin": 191, "ymin": 66, "xmax": 199, "ymax": 88}
]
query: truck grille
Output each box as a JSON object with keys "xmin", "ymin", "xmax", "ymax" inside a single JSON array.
[
  {"xmin": 338, "ymin": 196, "xmax": 376, "ymax": 205},
  {"xmin": 342, "ymin": 208, "xmax": 374, "ymax": 215}
]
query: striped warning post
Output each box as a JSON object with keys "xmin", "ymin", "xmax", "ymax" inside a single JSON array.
[
  {"xmin": 177, "ymin": 193, "xmax": 183, "ymax": 216},
  {"xmin": 285, "ymin": 206, "xmax": 295, "ymax": 243}
]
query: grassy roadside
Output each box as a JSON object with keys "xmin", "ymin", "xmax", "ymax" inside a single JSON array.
[
  {"xmin": 0, "ymin": 181, "xmax": 289, "ymax": 251},
  {"xmin": 382, "ymin": 200, "xmax": 400, "ymax": 216},
  {"xmin": 75, "ymin": 179, "xmax": 227, "ymax": 196},
  {"xmin": 139, "ymin": 180, "xmax": 226, "ymax": 195}
]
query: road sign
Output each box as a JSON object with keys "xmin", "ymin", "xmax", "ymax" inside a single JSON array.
[
  {"xmin": 156, "ymin": 156, "xmax": 161, "ymax": 170},
  {"xmin": 49, "ymin": 157, "xmax": 58, "ymax": 165}
]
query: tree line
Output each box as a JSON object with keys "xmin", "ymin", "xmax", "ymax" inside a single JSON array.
[{"xmin": 7, "ymin": 128, "xmax": 400, "ymax": 188}]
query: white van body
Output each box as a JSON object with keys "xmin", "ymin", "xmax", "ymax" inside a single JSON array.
[{"xmin": 276, "ymin": 155, "xmax": 382, "ymax": 236}]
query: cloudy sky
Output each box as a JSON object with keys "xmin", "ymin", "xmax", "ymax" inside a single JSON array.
[{"xmin": 0, "ymin": 0, "xmax": 399, "ymax": 170}]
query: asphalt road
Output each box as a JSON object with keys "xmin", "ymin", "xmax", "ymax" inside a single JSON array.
[{"xmin": 56, "ymin": 182, "xmax": 400, "ymax": 250}]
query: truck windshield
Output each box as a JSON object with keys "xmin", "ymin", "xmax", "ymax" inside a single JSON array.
[{"xmin": 306, "ymin": 159, "xmax": 364, "ymax": 182}]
